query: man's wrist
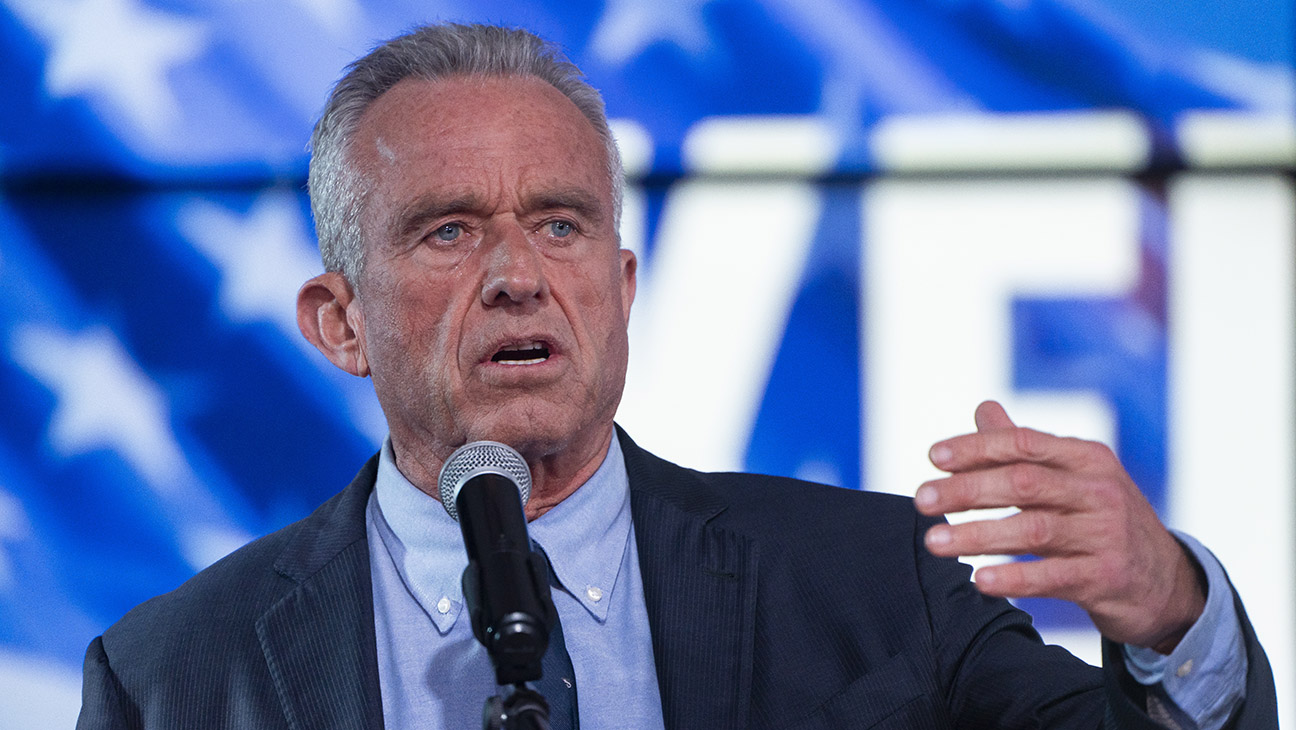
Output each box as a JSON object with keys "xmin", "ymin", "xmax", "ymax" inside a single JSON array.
[
  {"xmin": 1147, "ymin": 539, "xmax": 1210, "ymax": 655},
  {"xmin": 1122, "ymin": 532, "xmax": 1247, "ymax": 730}
]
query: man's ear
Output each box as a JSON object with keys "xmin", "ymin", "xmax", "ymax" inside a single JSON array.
[
  {"xmin": 619, "ymin": 248, "xmax": 637, "ymax": 325},
  {"xmin": 297, "ymin": 272, "xmax": 369, "ymax": 377}
]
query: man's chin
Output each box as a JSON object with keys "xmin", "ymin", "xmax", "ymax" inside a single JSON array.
[{"xmin": 459, "ymin": 409, "xmax": 611, "ymax": 461}]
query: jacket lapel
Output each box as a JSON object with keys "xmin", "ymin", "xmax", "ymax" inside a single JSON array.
[
  {"xmin": 257, "ymin": 457, "xmax": 386, "ymax": 730},
  {"xmin": 249, "ymin": 435, "xmax": 759, "ymax": 729},
  {"xmin": 621, "ymin": 429, "xmax": 758, "ymax": 730}
]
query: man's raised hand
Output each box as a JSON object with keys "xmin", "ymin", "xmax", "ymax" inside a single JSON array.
[{"xmin": 915, "ymin": 401, "xmax": 1205, "ymax": 653}]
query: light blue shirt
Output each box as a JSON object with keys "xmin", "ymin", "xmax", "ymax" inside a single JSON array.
[
  {"xmin": 366, "ymin": 436, "xmax": 1245, "ymax": 729},
  {"xmin": 367, "ymin": 435, "xmax": 666, "ymax": 729}
]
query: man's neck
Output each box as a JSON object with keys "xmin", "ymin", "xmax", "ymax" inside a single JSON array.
[{"xmin": 388, "ymin": 424, "xmax": 617, "ymax": 521}]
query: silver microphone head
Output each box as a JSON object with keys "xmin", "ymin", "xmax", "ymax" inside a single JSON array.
[{"xmin": 437, "ymin": 441, "xmax": 532, "ymax": 521}]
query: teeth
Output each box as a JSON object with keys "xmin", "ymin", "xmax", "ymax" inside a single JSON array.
[{"xmin": 491, "ymin": 340, "xmax": 551, "ymax": 364}]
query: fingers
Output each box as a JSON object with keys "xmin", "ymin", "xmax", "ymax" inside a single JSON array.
[
  {"xmin": 940, "ymin": 511, "xmax": 1206, "ymax": 649},
  {"xmin": 924, "ymin": 520, "xmax": 1106, "ymax": 605},
  {"xmin": 924, "ymin": 509, "xmax": 1094, "ymax": 558},
  {"xmin": 974, "ymin": 400, "xmax": 1015, "ymax": 431},
  {"xmin": 930, "ymin": 424, "xmax": 1110, "ymax": 473},
  {"xmin": 968, "ymin": 556, "xmax": 1092, "ymax": 601},
  {"xmin": 915, "ymin": 464, "xmax": 1111, "ymax": 515}
]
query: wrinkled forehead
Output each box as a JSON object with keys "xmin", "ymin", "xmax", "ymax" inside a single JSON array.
[
  {"xmin": 347, "ymin": 74, "xmax": 616, "ymax": 243},
  {"xmin": 353, "ymin": 74, "xmax": 608, "ymax": 170}
]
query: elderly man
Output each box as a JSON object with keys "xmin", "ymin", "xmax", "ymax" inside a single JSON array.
[{"xmin": 78, "ymin": 23, "xmax": 1274, "ymax": 730}]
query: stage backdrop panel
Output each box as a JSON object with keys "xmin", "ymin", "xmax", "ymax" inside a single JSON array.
[{"xmin": 0, "ymin": 0, "xmax": 1292, "ymax": 726}]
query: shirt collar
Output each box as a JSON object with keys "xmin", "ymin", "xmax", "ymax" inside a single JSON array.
[
  {"xmin": 370, "ymin": 433, "xmax": 633, "ymax": 629},
  {"xmin": 370, "ymin": 438, "xmax": 467, "ymax": 634},
  {"xmin": 528, "ymin": 434, "xmax": 632, "ymax": 623}
]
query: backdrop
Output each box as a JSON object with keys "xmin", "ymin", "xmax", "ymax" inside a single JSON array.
[{"xmin": 1, "ymin": 0, "xmax": 1293, "ymax": 726}]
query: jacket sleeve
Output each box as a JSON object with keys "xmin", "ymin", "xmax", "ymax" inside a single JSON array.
[
  {"xmin": 1101, "ymin": 584, "xmax": 1279, "ymax": 730},
  {"xmin": 912, "ymin": 507, "xmax": 1156, "ymax": 730},
  {"xmin": 912, "ymin": 505, "xmax": 1278, "ymax": 729},
  {"xmin": 76, "ymin": 636, "xmax": 139, "ymax": 730}
]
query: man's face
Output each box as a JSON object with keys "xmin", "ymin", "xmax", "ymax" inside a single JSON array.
[{"xmin": 346, "ymin": 74, "xmax": 635, "ymax": 465}]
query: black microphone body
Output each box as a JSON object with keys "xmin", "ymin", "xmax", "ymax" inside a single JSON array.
[
  {"xmin": 440, "ymin": 442, "xmax": 557, "ymax": 688},
  {"xmin": 457, "ymin": 473, "xmax": 555, "ymax": 685}
]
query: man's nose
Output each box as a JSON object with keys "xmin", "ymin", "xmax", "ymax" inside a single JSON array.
[{"xmin": 480, "ymin": 224, "xmax": 549, "ymax": 306}]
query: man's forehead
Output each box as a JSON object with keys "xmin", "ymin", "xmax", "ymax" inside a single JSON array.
[
  {"xmin": 357, "ymin": 74, "xmax": 597, "ymax": 144},
  {"xmin": 348, "ymin": 73, "xmax": 615, "ymax": 241},
  {"xmin": 354, "ymin": 77, "xmax": 602, "ymax": 182},
  {"xmin": 387, "ymin": 184, "xmax": 610, "ymax": 229}
]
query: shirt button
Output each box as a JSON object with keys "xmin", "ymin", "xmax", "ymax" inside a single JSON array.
[
  {"xmin": 585, "ymin": 586, "xmax": 604, "ymax": 602},
  {"xmin": 436, "ymin": 597, "xmax": 452, "ymax": 614},
  {"xmin": 1176, "ymin": 659, "xmax": 1193, "ymax": 678}
]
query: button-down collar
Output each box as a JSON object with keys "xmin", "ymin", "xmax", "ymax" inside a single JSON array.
[
  {"xmin": 371, "ymin": 434, "xmax": 633, "ymax": 628},
  {"xmin": 528, "ymin": 435, "xmax": 632, "ymax": 623},
  {"xmin": 370, "ymin": 438, "xmax": 466, "ymax": 634}
]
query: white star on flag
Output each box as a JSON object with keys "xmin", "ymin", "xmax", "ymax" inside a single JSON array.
[
  {"xmin": 177, "ymin": 191, "xmax": 323, "ymax": 337},
  {"xmin": 288, "ymin": 0, "xmax": 363, "ymax": 35},
  {"xmin": 176, "ymin": 192, "xmax": 388, "ymax": 449},
  {"xmin": 589, "ymin": 0, "xmax": 715, "ymax": 67},
  {"xmin": 7, "ymin": 0, "xmax": 208, "ymax": 134},
  {"xmin": 10, "ymin": 325, "xmax": 188, "ymax": 495}
]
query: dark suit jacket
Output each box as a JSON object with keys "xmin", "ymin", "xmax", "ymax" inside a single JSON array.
[{"xmin": 78, "ymin": 429, "xmax": 1277, "ymax": 729}]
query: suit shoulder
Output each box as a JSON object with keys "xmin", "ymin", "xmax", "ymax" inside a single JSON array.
[
  {"xmin": 97, "ymin": 479, "xmax": 365, "ymax": 666},
  {"xmin": 704, "ymin": 471, "xmax": 920, "ymax": 541},
  {"xmin": 103, "ymin": 520, "xmax": 298, "ymax": 647},
  {"xmin": 685, "ymin": 467, "xmax": 916, "ymax": 523},
  {"xmin": 619, "ymin": 433, "xmax": 921, "ymax": 543},
  {"xmin": 102, "ymin": 467, "xmax": 374, "ymax": 644},
  {"xmin": 629, "ymin": 447, "xmax": 921, "ymax": 548},
  {"xmin": 706, "ymin": 470, "xmax": 912, "ymax": 509}
]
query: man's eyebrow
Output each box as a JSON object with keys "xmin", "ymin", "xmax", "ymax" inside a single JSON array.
[
  {"xmin": 523, "ymin": 188, "xmax": 607, "ymax": 224},
  {"xmin": 388, "ymin": 193, "xmax": 485, "ymax": 241}
]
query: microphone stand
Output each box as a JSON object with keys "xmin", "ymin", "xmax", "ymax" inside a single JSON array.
[{"xmin": 483, "ymin": 684, "xmax": 551, "ymax": 730}]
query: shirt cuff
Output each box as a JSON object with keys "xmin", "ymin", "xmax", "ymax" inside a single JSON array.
[{"xmin": 1122, "ymin": 531, "xmax": 1247, "ymax": 730}]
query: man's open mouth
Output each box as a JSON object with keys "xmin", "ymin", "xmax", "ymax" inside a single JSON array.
[{"xmin": 490, "ymin": 342, "xmax": 551, "ymax": 366}]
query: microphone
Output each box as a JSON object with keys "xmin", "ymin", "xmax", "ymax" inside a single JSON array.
[{"xmin": 438, "ymin": 441, "xmax": 557, "ymax": 687}]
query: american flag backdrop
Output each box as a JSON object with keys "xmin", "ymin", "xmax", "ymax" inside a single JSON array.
[{"xmin": 0, "ymin": 0, "xmax": 1293, "ymax": 726}]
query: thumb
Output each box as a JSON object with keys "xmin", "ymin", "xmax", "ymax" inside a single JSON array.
[{"xmin": 974, "ymin": 400, "xmax": 1016, "ymax": 431}]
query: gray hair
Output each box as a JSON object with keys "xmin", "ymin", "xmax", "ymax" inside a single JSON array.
[{"xmin": 307, "ymin": 23, "xmax": 624, "ymax": 284}]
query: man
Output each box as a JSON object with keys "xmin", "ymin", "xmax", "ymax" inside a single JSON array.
[{"xmin": 78, "ymin": 23, "xmax": 1276, "ymax": 729}]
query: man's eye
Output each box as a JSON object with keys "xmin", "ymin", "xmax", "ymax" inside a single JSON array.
[
  {"xmin": 434, "ymin": 223, "xmax": 461, "ymax": 242},
  {"xmin": 547, "ymin": 220, "xmax": 574, "ymax": 238}
]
